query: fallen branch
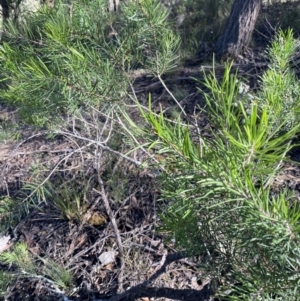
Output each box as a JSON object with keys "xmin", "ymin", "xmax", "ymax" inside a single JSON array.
[
  {"xmin": 93, "ymin": 251, "xmax": 216, "ymax": 301},
  {"xmin": 105, "ymin": 286, "xmax": 214, "ymax": 301}
]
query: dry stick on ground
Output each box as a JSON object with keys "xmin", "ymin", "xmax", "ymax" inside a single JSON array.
[
  {"xmin": 56, "ymin": 130, "xmax": 142, "ymax": 166},
  {"xmin": 93, "ymin": 251, "xmax": 215, "ymax": 301},
  {"xmin": 93, "ymin": 183, "xmax": 125, "ymax": 294}
]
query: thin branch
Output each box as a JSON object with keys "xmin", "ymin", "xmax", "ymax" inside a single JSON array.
[
  {"xmin": 93, "ymin": 251, "xmax": 205, "ymax": 301},
  {"xmin": 157, "ymin": 75, "xmax": 187, "ymax": 117},
  {"xmin": 116, "ymin": 114, "xmax": 166, "ymax": 173},
  {"xmin": 56, "ymin": 130, "xmax": 142, "ymax": 166},
  {"xmin": 18, "ymin": 142, "xmax": 94, "ymax": 206},
  {"xmin": 22, "ymin": 272, "xmax": 71, "ymax": 301},
  {"xmin": 93, "ymin": 184, "xmax": 125, "ymax": 294},
  {"xmin": 1, "ymin": 149, "xmax": 77, "ymax": 157}
]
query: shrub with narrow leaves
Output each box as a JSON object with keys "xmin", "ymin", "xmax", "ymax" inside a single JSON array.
[{"xmin": 124, "ymin": 29, "xmax": 300, "ymax": 300}]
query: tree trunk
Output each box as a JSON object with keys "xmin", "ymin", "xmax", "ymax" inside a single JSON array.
[
  {"xmin": 0, "ymin": 0, "xmax": 10, "ymax": 24},
  {"xmin": 215, "ymin": 0, "xmax": 262, "ymax": 61},
  {"xmin": 108, "ymin": 0, "xmax": 120, "ymax": 12}
]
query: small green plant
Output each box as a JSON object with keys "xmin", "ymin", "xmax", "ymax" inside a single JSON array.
[
  {"xmin": 0, "ymin": 180, "xmax": 52, "ymax": 231},
  {"xmin": 0, "ymin": 108, "xmax": 21, "ymax": 142},
  {"xmin": 0, "ymin": 242, "xmax": 35, "ymax": 273},
  {"xmin": 0, "ymin": 123, "xmax": 21, "ymax": 142},
  {"xmin": 40, "ymin": 258, "xmax": 73, "ymax": 290},
  {"xmin": 0, "ymin": 271, "xmax": 13, "ymax": 297},
  {"xmin": 107, "ymin": 168, "xmax": 130, "ymax": 204},
  {"xmin": 0, "ymin": 242, "xmax": 73, "ymax": 295},
  {"xmin": 52, "ymin": 182, "xmax": 87, "ymax": 222},
  {"xmin": 0, "ymin": 194, "xmax": 36, "ymax": 232}
]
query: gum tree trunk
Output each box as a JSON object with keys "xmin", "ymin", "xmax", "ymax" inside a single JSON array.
[
  {"xmin": 215, "ymin": 0, "xmax": 262, "ymax": 60},
  {"xmin": 0, "ymin": 0, "xmax": 10, "ymax": 24},
  {"xmin": 1, "ymin": 0, "xmax": 23, "ymax": 25}
]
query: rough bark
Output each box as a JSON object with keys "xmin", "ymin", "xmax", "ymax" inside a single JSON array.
[
  {"xmin": 108, "ymin": 0, "xmax": 120, "ymax": 12},
  {"xmin": 215, "ymin": 0, "xmax": 262, "ymax": 60},
  {"xmin": 0, "ymin": 0, "xmax": 10, "ymax": 23}
]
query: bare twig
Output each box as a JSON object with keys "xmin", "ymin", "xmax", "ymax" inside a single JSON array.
[
  {"xmin": 157, "ymin": 75, "xmax": 187, "ymax": 117},
  {"xmin": 1, "ymin": 149, "xmax": 76, "ymax": 157},
  {"xmin": 14, "ymin": 133, "xmax": 46, "ymax": 149},
  {"xmin": 92, "ymin": 251, "xmax": 215, "ymax": 301},
  {"xmin": 93, "ymin": 182, "xmax": 125, "ymax": 293},
  {"xmin": 66, "ymin": 235, "xmax": 114, "ymax": 268},
  {"xmin": 18, "ymin": 142, "xmax": 94, "ymax": 206},
  {"xmin": 22, "ymin": 273, "xmax": 71, "ymax": 301},
  {"xmin": 116, "ymin": 114, "xmax": 166, "ymax": 172},
  {"xmin": 56, "ymin": 130, "xmax": 142, "ymax": 166}
]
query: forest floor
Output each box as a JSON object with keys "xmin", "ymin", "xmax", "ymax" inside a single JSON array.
[{"xmin": 1, "ymin": 1, "xmax": 300, "ymax": 301}]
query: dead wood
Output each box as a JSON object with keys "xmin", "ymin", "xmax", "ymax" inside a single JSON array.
[{"xmin": 93, "ymin": 251, "xmax": 216, "ymax": 301}]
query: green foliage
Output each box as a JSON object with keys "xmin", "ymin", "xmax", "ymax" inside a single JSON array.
[
  {"xmin": 0, "ymin": 113, "xmax": 21, "ymax": 143},
  {"xmin": 0, "ymin": 125, "xmax": 21, "ymax": 142},
  {"xmin": 0, "ymin": 178, "xmax": 53, "ymax": 231},
  {"xmin": 0, "ymin": 242, "xmax": 73, "ymax": 292},
  {"xmin": 259, "ymin": 29, "xmax": 300, "ymax": 135},
  {"xmin": 0, "ymin": 0, "xmax": 179, "ymax": 126},
  {"xmin": 127, "ymin": 30, "xmax": 300, "ymax": 299},
  {"xmin": 52, "ymin": 187, "xmax": 86, "ymax": 222},
  {"xmin": 0, "ymin": 242, "xmax": 35, "ymax": 273},
  {"xmin": 0, "ymin": 271, "xmax": 13, "ymax": 297},
  {"xmin": 0, "ymin": 173, "xmax": 90, "ymax": 225},
  {"xmin": 40, "ymin": 257, "xmax": 73, "ymax": 289},
  {"xmin": 0, "ymin": 196, "xmax": 21, "ymax": 231},
  {"xmin": 51, "ymin": 177, "xmax": 89, "ymax": 222}
]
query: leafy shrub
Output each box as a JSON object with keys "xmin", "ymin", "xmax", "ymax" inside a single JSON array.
[
  {"xmin": 126, "ymin": 30, "xmax": 300, "ymax": 299},
  {"xmin": 259, "ymin": 29, "xmax": 300, "ymax": 135},
  {"xmin": 0, "ymin": 0, "xmax": 179, "ymax": 126}
]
